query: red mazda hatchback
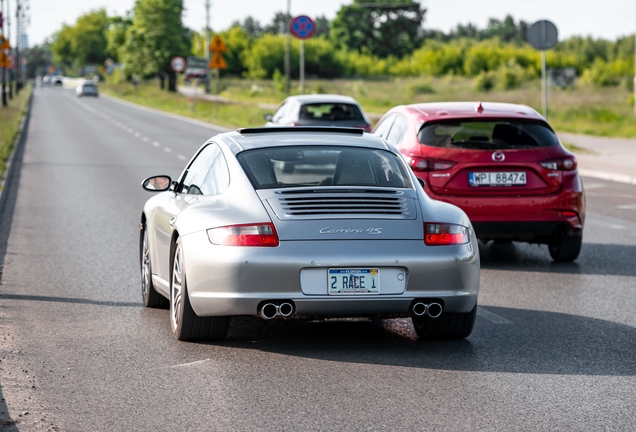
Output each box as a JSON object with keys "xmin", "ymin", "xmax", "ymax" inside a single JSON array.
[{"xmin": 374, "ymin": 102, "xmax": 585, "ymax": 262}]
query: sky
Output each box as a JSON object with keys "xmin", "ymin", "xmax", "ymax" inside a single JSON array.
[{"xmin": 8, "ymin": 0, "xmax": 636, "ymax": 47}]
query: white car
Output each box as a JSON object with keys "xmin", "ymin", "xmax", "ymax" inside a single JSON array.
[{"xmin": 76, "ymin": 81, "xmax": 99, "ymax": 97}]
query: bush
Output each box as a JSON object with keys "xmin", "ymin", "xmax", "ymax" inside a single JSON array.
[
  {"xmin": 580, "ymin": 58, "xmax": 621, "ymax": 86},
  {"xmin": 473, "ymin": 71, "xmax": 495, "ymax": 91},
  {"xmin": 407, "ymin": 80, "xmax": 435, "ymax": 96},
  {"xmin": 496, "ymin": 60, "xmax": 526, "ymax": 90}
]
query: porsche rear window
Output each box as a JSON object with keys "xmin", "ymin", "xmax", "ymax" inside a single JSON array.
[
  {"xmin": 418, "ymin": 120, "xmax": 560, "ymax": 149},
  {"xmin": 238, "ymin": 146, "xmax": 412, "ymax": 190},
  {"xmin": 299, "ymin": 104, "xmax": 364, "ymax": 121}
]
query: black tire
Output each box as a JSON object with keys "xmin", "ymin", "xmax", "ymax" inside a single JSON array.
[
  {"xmin": 140, "ymin": 224, "xmax": 168, "ymax": 308},
  {"xmin": 170, "ymin": 239, "xmax": 230, "ymax": 342},
  {"xmin": 549, "ymin": 235, "xmax": 582, "ymax": 262},
  {"xmin": 412, "ymin": 304, "xmax": 477, "ymax": 340}
]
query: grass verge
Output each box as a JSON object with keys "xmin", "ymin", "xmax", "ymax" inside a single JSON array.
[
  {"xmin": 102, "ymin": 77, "xmax": 636, "ymax": 139},
  {"xmin": 0, "ymin": 85, "xmax": 32, "ymax": 179}
]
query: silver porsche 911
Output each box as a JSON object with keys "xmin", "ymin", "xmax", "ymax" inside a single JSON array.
[{"xmin": 140, "ymin": 127, "xmax": 480, "ymax": 342}]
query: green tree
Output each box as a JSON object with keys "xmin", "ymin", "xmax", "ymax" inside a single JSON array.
[
  {"xmin": 330, "ymin": 0, "xmax": 425, "ymax": 58},
  {"xmin": 106, "ymin": 15, "xmax": 133, "ymax": 63},
  {"xmin": 51, "ymin": 9, "xmax": 111, "ymax": 72},
  {"xmin": 121, "ymin": 0, "xmax": 191, "ymax": 91},
  {"xmin": 23, "ymin": 43, "xmax": 54, "ymax": 78}
]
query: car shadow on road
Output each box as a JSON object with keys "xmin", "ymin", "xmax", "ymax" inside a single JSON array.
[
  {"xmin": 479, "ymin": 241, "xmax": 636, "ymax": 276},
  {"xmin": 221, "ymin": 307, "xmax": 636, "ymax": 376}
]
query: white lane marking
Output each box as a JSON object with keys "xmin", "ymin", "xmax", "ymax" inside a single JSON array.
[
  {"xmin": 152, "ymin": 142, "xmax": 160, "ymax": 147},
  {"xmin": 164, "ymin": 148, "xmax": 172, "ymax": 153},
  {"xmin": 582, "ymin": 183, "xmax": 606, "ymax": 190},
  {"xmin": 477, "ymin": 307, "xmax": 513, "ymax": 324},
  {"xmin": 177, "ymin": 155, "xmax": 187, "ymax": 161},
  {"xmin": 152, "ymin": 359, "xmax": 211, "ymax": 370},
  {"xmin": 617, "ymin": 204, "xmax": 636, "ymax": 210},
  {"xmin": 99, "ymin": 93, "xmax": 231, "ymax": 132},
  {"xmin": 134, "ymin": 132, "xmax": 141, "ymax": 137},
  {"xmin": 142, "ymin": 137, "xmax": 149, "ymax": 142},
  {"xmin": 595, "ymin": 220, "xmax": 627, "ymax": 230},
  {"xmin": 579, "ymin": 169, "xmax": 636, "ymax": 185}
]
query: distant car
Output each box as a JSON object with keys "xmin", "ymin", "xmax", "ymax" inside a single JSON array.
[
  {"xmin": 53, "ymin": 76, "xmax": 64, "ymax": 87},
  {"xmin": 263, "ymin": 95, "xmax": 373, "ymax": 172},
  {"xmin": 374, "ymin": 102, "xmax": 585, "ymax": 262},
  {"xmin": 76, "ymin": 81, "xmax": 99, "ymax": 97},
  {"xmin": 263, "ymin": 94, "xmax": 373, "ymax": 132},
  {"xmin": 42, "ymin": 75, "xmax": 51, "ymax": 87},
  {"xmin": 139, "ymin": 127, "xmax": 480, "ymax": 342}
]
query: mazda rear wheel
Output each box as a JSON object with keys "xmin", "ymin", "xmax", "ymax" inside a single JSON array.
[{"xmin": 549, "ymin": 235, "xmax": 582, "ymax": 262}]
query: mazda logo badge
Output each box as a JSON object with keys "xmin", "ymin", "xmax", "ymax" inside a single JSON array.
[{"xmin": 492, "ymin": 151, "xmax": 505, "ymax": 162}]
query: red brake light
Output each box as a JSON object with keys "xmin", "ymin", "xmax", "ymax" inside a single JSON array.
[
  {"xmin": 424, "ymin": 223, "xmax": 470, "ymax": 246},
  {"xmin": 207, "ymin": 223, "xmax": 279, "ymax": 247},
  {"xmin": 540, "ymin": 156, "xmax": 577, "ymax": 171},
  {"xmin": 408, "ymin": 157, "xmax": 456, "ymax": 172}
]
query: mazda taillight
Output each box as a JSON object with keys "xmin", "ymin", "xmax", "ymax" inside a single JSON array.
[
  {"xmin": 407, "ymin": 156, "xmax": 456, "ymax": 172},
  {"xmin": 207, "ymin": 223, "xmax": 279, "ymax": 247},
  {"xmin": 540, "ymin": 156, "xmax": 577, "ymax": 171},
  {"xmin": 424, "ymin": 223, "xmax": 470, "ymax": 246}
]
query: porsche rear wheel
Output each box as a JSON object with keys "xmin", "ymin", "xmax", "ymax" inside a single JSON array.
[
  {"xmin": 412, "ymin": 304, "xmax": 477, "ymax": 340},
  {"xmin": 141, "ymin": 225, "xmax": 168, "ymax": 308},
  {"xmin": 170, "ymin": 239, "xmax": 230, "ymax": 342},
  {"xmin": 549, "ymin": 235, "xmax": 582, "ymax": 262}
]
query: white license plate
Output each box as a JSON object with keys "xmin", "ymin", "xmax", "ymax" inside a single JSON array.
[
  {"xmin": 469, "ymin": 171, "xmax": 526, "ymax": 186},
  {"xmin": 328, "ymin": 268, "xmax": 380, "ymax": 295}
]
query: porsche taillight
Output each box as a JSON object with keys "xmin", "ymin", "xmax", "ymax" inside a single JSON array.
[
  {"xmin": 207, "ymin": 223, "xmax": 279, "ymax": 247},
  {"xmin": 424, "ymin": 223, "xmax": 470, "ymax": 246},
  {"xmin": 407, "ymin": 156, "xmax": 456, "ymax": 172}
]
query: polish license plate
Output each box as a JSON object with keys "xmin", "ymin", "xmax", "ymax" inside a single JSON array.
[
  {"xmin": 469, "ymin": 171, "xmax": 526, "ymax": 186},
  {"xmin": 328, "ymin": 268, "xmax": 380, "ymax": 295}
]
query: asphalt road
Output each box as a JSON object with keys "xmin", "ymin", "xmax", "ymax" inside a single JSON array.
[{"xmin": 1, "ymin": 86, "xmax": 635, "ymax": 431}]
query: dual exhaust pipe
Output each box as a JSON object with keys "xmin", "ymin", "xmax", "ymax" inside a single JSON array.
[
  {"xmin": 260, "ymin": 302, "xmax": 294, "ymax": 320},
  {"xmin": 411, "ymin": 302, "xmax": 443, "ymax": 318}
]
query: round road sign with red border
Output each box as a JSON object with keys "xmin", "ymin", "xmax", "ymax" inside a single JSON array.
[
  {"xmin": 170, "ymin": 56, "xmax": 186, "ymax": 73},
  {"xmin": 1, "ymin": 53, "xmax": 17, "ymax": 70},
  {"xmin": 290, "ymin": 15, "xmax": 315, "ymax": 40}
]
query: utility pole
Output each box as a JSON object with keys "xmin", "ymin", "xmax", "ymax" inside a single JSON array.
[
  {"xmin": 1, "ymin": 0, "xmax": 7, "ymax": 108},
  {"xmin": 284, "ymin": 0, "xmax": 290, "ymax": 94},
  {"xmin": 204, "ymin": 0, "xmax": 211, "ymax": 93},
  {"xmin": 6, "ymin": 0, "xmax": 11, "ymax": 99},
  {"xmin": 15, "ymin": 0, "xmax": 20, "ymax": 93}
]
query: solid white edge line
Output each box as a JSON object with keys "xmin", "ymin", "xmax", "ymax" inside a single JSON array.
[
  {"xmin": 99, "ymin": 93, "xmax": 232, "ymax": 133},
  {"xmin": 477, "ymin": 306, "xmax": 513, "ymax": 324},
  {"xmin": 580, "ymin": 169, "xmax": 636, "ymax": 185}
]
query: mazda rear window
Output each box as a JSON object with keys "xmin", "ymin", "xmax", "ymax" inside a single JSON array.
[
  {"xmin": 299, "ymin": 104, "xmax": 364, "ymax": 121},
  {"xmin": 418, "ymin": 120, "xmax": 559, "ymax": 149}
]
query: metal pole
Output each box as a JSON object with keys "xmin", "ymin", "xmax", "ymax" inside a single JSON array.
[
  {"xmin": 1, "ymin": 0, "xmax": 7, "ymax": 107},
  {"xmin": 299, "ymin": 39, "xmax": 304, "ymax": 94},
  {"xmin": 633, "ymin": 2, "xmax": 636, "ymax": 114},
  {"xmin": 6, "ymin": 0, "xmax": 11, "ymax": 99},
  {"xmin": 284, "ymin": 0, "xmax": 290, "ymax": 94},
  {"xmin": 204, "ymin": 0, "xmax": 211, "ymax": 94},
  {"xmin": 15, "ymin": 0, "xmax": 19, "ymax": 93},
  {"xmin": 541, "ymin": 50, "xmax": 547, "ymax": 119}
]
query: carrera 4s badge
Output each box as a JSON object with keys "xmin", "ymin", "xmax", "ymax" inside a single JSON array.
[{"xmin": 320, "ymin": 228, "xmax": 383, "ymax": 235}]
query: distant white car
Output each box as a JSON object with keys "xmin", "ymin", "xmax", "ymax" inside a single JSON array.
[{"xmin": 76, "ymin": 81, "xmax": 99, "ymax": 97}]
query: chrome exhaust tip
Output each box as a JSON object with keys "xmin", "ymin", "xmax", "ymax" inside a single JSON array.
[
  {"xmin": 427, "ymin": 302, "xmax": 443, "ymax": 318},
  {"xmin": 279, "ymin": 302, "xmax": 294, "ymax": 318},
  {"xmin": 412, "ymin": 302, "xmax": 428, "ymax": 316},
  {"xmin": 260, "ymin": 303, "xmax": 278, "ymax": 320}
]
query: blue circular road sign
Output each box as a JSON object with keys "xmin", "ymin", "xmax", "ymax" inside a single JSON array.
[{"xmin": 290, "ymin": 15, "xmax": 316, "ymax": 40}]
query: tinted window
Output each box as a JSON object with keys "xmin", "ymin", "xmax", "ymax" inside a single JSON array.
[
  {"xmin": 374, "ymin": 115, "xmax": 395, "ymax": 139},
  {"xmin": 385, "ymin": 115, "xmax": 408, "ymax": 146},
  {"xmin": 298, "ymin": 103, "xmax": 363, "ymax": 121},
  {"xmin": 238, "ymin": 146, "xmax": 412, "ymax": 189},
  {"xmin": 181, "ymin": 144, "xmax": 230, "ymax": 195},
  {"xmin": 418, "ymin": 120, "xmax": 559, "ymax": 149}
]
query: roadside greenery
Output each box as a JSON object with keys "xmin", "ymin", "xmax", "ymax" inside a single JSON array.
[
  {"xmin": 101, "ymin": 75, "xmax": 636, "ymax": 140},
  {"xmin": 0, "ymin": 86, "xmax": 32, "ymax": 178}
]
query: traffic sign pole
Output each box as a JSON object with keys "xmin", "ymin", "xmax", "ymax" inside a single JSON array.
[
  {"xmin": 300, "ymin": 40, "xmax": 305, "ymax": 94},
  {"xmin": 290, "ymin": 15, "xmax": 315, "ymax": 96}
]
